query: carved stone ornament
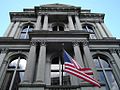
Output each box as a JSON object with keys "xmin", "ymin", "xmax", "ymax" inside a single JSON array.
[{"xmin": 1, "ymin": 48, "xmax": 8, "ymax": 53}]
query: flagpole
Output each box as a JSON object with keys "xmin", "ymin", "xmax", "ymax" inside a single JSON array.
[{"xmin": 61, "ymin": 43, "xmax": 64, "ymax": 85}]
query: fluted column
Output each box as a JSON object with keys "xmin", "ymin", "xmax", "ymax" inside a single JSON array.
[
  {"xmin": 23, "ymin": 42, "xmax": 36, "ymax": 82},
  {"xmin": 36, "ymin": 42, "xmax": 46, "ymax": 84},
  {"xmin": 35, "ymin": 15, "xmax": 42, "ymax": 30},
  {"xmin": 75, "ymin": 15, "xmax": 82, "ymax": 30},
  {"xmin": 42, "ymin": 14, "xmax": 48, "ymax": 30},
  {"xmin": 68, "ymin": 15, "xmax": 75, "ymax": 30},
  {"xmin": 96, "ymin": 23, "xmax": 107, "ymax": 37},
  {"xmin": 83, "ymin": 41, "xmax": 98, "ymax": 79},
  {"xmin": 101, "ymin": 23, "xmax": 112, "ymax": 37},
  {"xmin": 3, "ymin": 22, "xmax": 14, "ymax": 37},
  {"xmin": 9, "ymin": 22, "xmax": 20, "ymax": 37}
]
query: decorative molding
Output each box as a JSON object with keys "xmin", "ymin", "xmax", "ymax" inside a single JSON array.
[
  {"xmin": 1, "ymin": 48, "xmax": 9, "ymax": 53},
  {"xmin": 30, "ymin": 41, "xmax": 37, "ymax": 46},
  {"xmin": 83, "ymin": 41, "xmax": 89, "ymax": 46},
  {"xmin": 109, "ymin": 48, "xmax": 117, "ymax": 53}
]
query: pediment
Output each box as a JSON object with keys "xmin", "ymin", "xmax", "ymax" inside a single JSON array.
[{"xmin": 40, "ymin": 3, "xmax": 77, "ymax": 8}]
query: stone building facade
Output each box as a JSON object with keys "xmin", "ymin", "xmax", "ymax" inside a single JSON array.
[{"xmin": 0, "ymin": 3, "xmax": 120, "ymax": 90}]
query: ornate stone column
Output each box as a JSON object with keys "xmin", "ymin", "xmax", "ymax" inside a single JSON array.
[
  {"xmin": 110, "ymin": 49, "xmax": 120, "ymax": 71},
  {"xmin": 101, "ymin": 23, "xmax": 112, "ymax": 37},
  {"xmin": 9, "ymin": 22, "xmax": 20, "ymax": 37},
  {"xmin": 71, "ymin": 42, "xmax": 84, "ymax": 85},
  {"xmin": 35, "ymin": 14, "xmax": 42, "ymax": 30},
  {"xmin": 42, "ymin": 14, "xmax": 48, "ymax": 30},
  {"xmin": 83, "ymin": 41, "xmax": 98, "ymax": 79},
  {"xmin": 3, "ymin": 22, "xmax": 14, "ymax": 37},
  {"xmin": 75, "ymin": 15, "xmax": 82, "ymax": 30},
  {"xmin": 96, "ymin": 23, "xmax": 107, "ymax": 37},
  {"xmin": 68, "ymin": 15, "xmax": 75, "ymax": 30},
  {"xmin": 36, "ymin": 41, "xmax": 46, "ymax": 84},
  {"xmin": 73, "ymin": 42, "xmax": 84, "ymax": 67},
  {"xmin": 23, "ymin": 41, "xmax": 36, "ymax": 83}
]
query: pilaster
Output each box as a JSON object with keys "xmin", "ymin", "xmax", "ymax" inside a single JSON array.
[
  {"xmin": 35, "ymin": 14, "xmax": 42, "ymax": 30},
  {"xmin": 68, "ymin": 15, "xmax": 75, "ymax": 30},
  {"xmin": 110, "ymin": 49, "xmax": 120, "ymax": 71},
  {"xmin": 42, "ymin": 14, "xmax": 48, "ymax": 30},
  {"xmin": 9, "ymin": 22, "xmax": 20, "ymax": 37},
  {"xmin": 96, "ymin": 23, "xmax": 107, "ymax": 38},
  {"xmin": 23, "ymin": 41, "xmax": 36, "ymax": 83},
  {"xmin": 0, "ymin": 48, "xmax": 8, "ymax": 88},
  {"xmin": 101, "ymin": 23, "xmax": 112, "ymax": 37},
  {"xmin": 0, "ymin": 48, "xmax": 8, "ymax": 68},
  {"xmin": 3, "ymin": 22, "xmax": 14, "ymax": 37},
  {"xmin": 75, "ymin": 15, "xmax": 82, "ymax": 30},
  {"xmin": 72, "ymin": 42, "xmax": 84, "ymax": 85},
  {"xmin": 83, "ymin": 41, "xmax": 98, "ymax": 79},
  {"xmin": 36, "ymin": 41, "xmax": 46, "ymax": 84}
]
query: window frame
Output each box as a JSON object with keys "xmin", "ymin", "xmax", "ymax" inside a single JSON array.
[
  {"xmin": 94, "ymin": 56, "xmax": 119, "ymax": 90},
  {"xmin": 20, "ymin": 24, "xmax": 34, "ymax": 39}
]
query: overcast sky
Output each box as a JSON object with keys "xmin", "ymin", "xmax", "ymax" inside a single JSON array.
[{"xmin": 0, "ymin": 0, "xmax": 120, "ymax": 38}]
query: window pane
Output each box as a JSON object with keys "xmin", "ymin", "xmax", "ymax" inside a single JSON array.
[
  {"xmin": 98, "ymin": 71, "xmax": 109, "ymax": 90},
  {"xmin": 12, "ymin": 72, "xmax": 21, "ymax": 90},
  {"xmin": 9, "ymin": 59, "xmax": 18, "ymax": 68},
  {"xmin": 100, "ymin": 59, "xmax": 110, "ymax": 68},
  {"xmin": 20, "ymin": 33, "xmax": 26, "ymax": 39},
  {"xmin": 19, "ymin": 59, "xmax": 27, "ymax": 69},
  {"xmin": 94, "ymin": 59, "xmax": 101, "ymax": 68},
  {"xmin": 22, "ymin": 28, "xmax": 28, "ymax": 32},
  {"xmin": 106, "ymin": 71, "xmax": 119, "ymax": 90}
]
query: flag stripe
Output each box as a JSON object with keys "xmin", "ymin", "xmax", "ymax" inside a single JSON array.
[
  {"xmin": 64, "ymin": 65, "xmax": 99, "ymax": 83},
  {"xmin": 64, "ymin": 69, "xmax": 100, "ymax": 87},
  {"xmin": 63, "ymin": 50, "xmax": 100, "ymax": 87}
]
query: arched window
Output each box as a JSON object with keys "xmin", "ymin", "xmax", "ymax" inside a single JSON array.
[
  {"xmin": 51, "ymin": 56, "xmax": 70, "ymax": 85},
  {"xmin": 93, "ymin": 56, "xmax": 119, "ymax": 90},
  {"xmin": 2, "ymin": 56, "xmax": 27, "ymax": 90},
  {"xmin": 82, "ymin": 24, "xmax": 97, "ymax": 39},
  {"xmin": 20, "ymin": 24, "xmax": 34, "ymax": 39}
]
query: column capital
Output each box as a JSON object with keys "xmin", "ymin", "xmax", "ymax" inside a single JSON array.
[
  {"xmin": 72, "ymin": 42, "xmax": 79, "ymax": 47},
  {"xmin": 118, "ymin": 49, "xmax": 120, "ymax": 53},
  {"xmin": 43, "ymin": 13, "xmax": 48, "ymax": 15},
  {"xmin": 1, "ymin": 48, "xmax": 8, "ymax": 53},
  {"xmin": 38, "ymin": 40, "xmax": 46, "ymax": 46},
  {"xmin": 109, "ymin": 48, "xmax": 116, "ymax": 53},
  {"xmin": 38, "ymin": 12, "xmax": 43, "ymax": 16},
  {"xmin": 30, "ymin": 41, "xmax": 37, "ymax": 46},
  {"xmin": 83, "ymin": 41, "xmax": 89, "ymax": 46}
]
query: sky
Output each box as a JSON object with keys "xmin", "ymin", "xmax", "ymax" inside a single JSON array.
[{"xmin": 0, "ymin": 0, "xmax": 120, "ymax": 38}]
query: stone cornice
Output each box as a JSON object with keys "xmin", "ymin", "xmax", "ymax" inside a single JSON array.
[
  {"xmin": 10, "ymin": 12, "xmax": 36, "ymax": 21},
  {"xmin": 29, "ymin": 30, "xmax": 89, "ymax": 39},
  {"xmin": 80, "ymin": 13, "xmax": 105, "ymax": 21},
  {"xmin": 0, "ymin": 37, "xmax": 30, "ymax": 45},
  {"xmin": 89, "ymin": 39, "xmax": 120, "ymax": 45}
]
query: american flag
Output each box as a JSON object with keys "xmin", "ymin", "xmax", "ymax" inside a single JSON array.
[{"xmin": 63, "ymin": 50, "xmax": 100, "ymax": 87}]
